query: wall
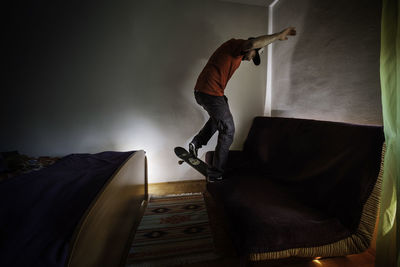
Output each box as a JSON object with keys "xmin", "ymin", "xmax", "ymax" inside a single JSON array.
[
  {"xmin": 2, "ymin": 0, "xmax": 267, "ymax": 182},
  {"xmin": 271, "ymin": 0, "xmax": 382, "ymax": 125}
]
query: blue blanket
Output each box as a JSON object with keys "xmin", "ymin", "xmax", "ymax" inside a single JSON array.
[{"xmin": 0, "ymin": 151, "xmax": 135, "ymax": 267}]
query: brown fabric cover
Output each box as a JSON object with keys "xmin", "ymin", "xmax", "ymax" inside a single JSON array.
[{"xmin": 206, "ymin": 117, "xmax": 384, "ymax": 256}]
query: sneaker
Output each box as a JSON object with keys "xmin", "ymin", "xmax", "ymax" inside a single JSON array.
[{"xmin": 189, "ymin": 143, "xmax": 198, "ymax": 158}]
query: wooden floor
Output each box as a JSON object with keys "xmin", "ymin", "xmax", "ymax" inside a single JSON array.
[{"xmin": 148, "ymin": 179, "xmax": 377, "ymax": 267}]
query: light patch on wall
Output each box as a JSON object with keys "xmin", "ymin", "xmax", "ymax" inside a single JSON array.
[
  {"xmin": 111, "ymin": 116, "xmax": 167, "ymax": 183},
  {"xmin": 264, "ymin": 0, "xmax": 279, "ymax": 116}
]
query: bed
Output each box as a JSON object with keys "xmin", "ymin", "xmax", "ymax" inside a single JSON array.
[{"xmin": 0, "ymin": 150, "xmax": 147, "ymax": 267}]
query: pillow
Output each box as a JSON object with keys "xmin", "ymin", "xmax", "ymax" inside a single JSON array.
[{"xmin": 1, "ymin": 151, "xmax": 24, "ymax": 172}]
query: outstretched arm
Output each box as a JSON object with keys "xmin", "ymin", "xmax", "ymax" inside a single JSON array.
[{"xmin": 243, "ymin": 27, "xmax": 296, "ymax": 51}]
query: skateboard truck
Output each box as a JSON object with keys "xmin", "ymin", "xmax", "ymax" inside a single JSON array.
[
  {"xmin": 178, "ymin": 151, "xmax": 197, "ymax": 165},
  {"xmin": 174, "ymin": 146, "xmax": 208, "ymax": 177}
]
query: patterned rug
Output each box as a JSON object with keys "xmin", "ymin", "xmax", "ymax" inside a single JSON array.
[{"xmin": 125, "ymin": 193, "xmax": 218, "ymax": 267}]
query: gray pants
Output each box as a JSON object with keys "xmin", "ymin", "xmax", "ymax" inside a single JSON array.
[{"xmin": 191, "ymin": 91, "xmax": 235, "ymax": 177}]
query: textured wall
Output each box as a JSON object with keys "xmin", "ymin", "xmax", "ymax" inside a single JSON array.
[
  {"xmin": 2, "ymin": 0, "xmax": 267, "ymax": 182},
  {"xmin": 271, "ymin": 0, "xmax": 382, "ymax": 125}
]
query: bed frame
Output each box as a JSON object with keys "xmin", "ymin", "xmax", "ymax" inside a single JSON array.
[{"xmin": 67, "ymin": 150, "xmax": 148, "ymax": 267}]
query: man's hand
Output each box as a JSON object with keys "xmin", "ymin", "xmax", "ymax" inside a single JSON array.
[{"xmin": 278, "ymin": 27, "xmax": 296, "ymax": 41}]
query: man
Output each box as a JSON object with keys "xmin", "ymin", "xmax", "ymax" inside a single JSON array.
[{"xmin": 189, "ymin": 27, "xmax": 296, "ymax": 182}]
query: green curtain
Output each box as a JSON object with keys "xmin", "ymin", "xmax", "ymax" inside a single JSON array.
[{"xmin": 376, "ymin": 0, "xmax": 400, "ymax": 266}]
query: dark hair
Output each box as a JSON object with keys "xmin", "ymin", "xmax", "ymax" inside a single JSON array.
[{"xmin": 247, "ymin": 37, "xmax": 261, "ymax": 66}]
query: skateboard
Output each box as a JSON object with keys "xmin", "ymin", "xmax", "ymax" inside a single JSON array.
[{"xmin": 174, "ymin": 146, "xmax": 208, "ymax": 177}]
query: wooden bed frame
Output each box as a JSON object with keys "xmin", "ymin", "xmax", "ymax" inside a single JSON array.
[{"xmin": 67, "ymin": 150, "xmax": 148, "ymax": 267}]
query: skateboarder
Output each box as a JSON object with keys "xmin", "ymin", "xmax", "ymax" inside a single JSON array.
[{"xmin": 189, "ymin": 27, "xmax": 296, "ymax": 182}]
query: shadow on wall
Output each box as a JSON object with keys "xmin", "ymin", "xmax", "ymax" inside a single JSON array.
[
  {"xmin": 3, "ymin": 0, "xmax": 219, "ymax": 156},
  {"xmin": 272, "ymin": 0, "xmax": 382, "ymax": 125}
]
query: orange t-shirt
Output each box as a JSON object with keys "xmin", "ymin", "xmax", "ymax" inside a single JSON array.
[{"xmin": 194, "ymin": 39, "xmax": 245, "ymax": 96}]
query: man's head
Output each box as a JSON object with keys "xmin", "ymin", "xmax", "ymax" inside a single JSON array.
[
  {"xmin": 244, "ymin": 37, "xmax": 261, "ymax": 65},
  {"xmin": 242, "ymin": 49, "xmax": 257, "ymax": 61}
]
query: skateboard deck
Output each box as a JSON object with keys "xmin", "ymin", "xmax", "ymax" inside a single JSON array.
[{"xmin": 174, "ymin": 146, "xmax": 208, "ymax": 177}]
